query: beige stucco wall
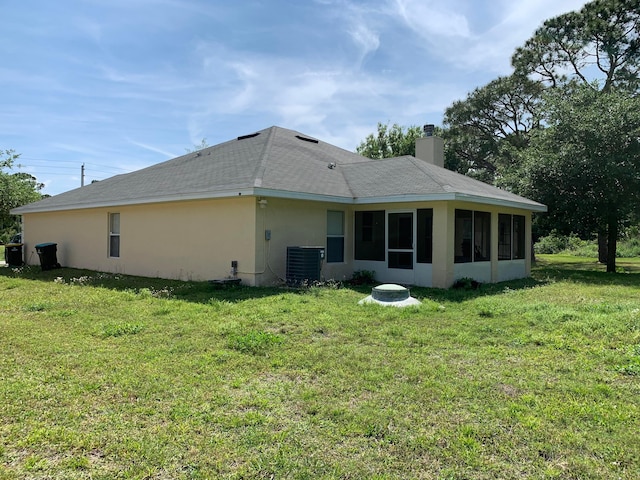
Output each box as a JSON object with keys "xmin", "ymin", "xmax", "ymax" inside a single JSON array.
[
  {"xmin": 20, "ymin": 195, "xmax": 535, "ymax": 288},
  {"xmin": 22, "ymin": 197, "xmax": 258, "ymax": 283},
  {"xmin": 252, "ymin": 197, "xmax": 354, "ymax": 285}
]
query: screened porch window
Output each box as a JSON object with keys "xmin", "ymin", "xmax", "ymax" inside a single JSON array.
[
  {"xmin": 513, "ymin": 215, "xmax": 526, "ymax": 260},
  {"xmin": 355, "ymin": 210, "xmax": 385, "ymax": 261},
  {"xmin": 498, "ymin": 214, "xmax": 526, "ymax": 260},
  {"xmin": 498, "ymin": 214, "xmax": 512, "ymax": 260},
  {"xmin": 416, "ymin": 208, "xmax": 433, "ymax": 264},
  {"xmin": 454, "ymin": 209, "xmax": 491, "ymax": 263}
]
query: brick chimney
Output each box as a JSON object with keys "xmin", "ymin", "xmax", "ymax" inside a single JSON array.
[{"xmin": 415, "ymin": 124, "xmax": 444, "ymax": 168}]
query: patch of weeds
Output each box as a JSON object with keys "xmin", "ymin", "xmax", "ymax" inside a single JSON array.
[
  {"xmin": 627, "ymin": 309, "xmax": 640, "ymax": 331},
  {"xmin": 22, "ymin": 302, "xmax": 50, "ymax": 312},
  {"xmin": 418, "ymin": 298, "xmax": 446, "ymax": 312},
  {"xmin": 2, "ymin": 280, "xmax": 21, "ymax": 289},
  {"xmin": 71, "ymin": 275, "xmax": 93, "ymax": 285},
  {"xmin": 102, "ymin": 322, "xmax": 144, "ymax": 338},
  {"xmin": 208, "ymin": 298, "xmax": 234, "ymax": 311},
  {"xmin": 63, "ymin": 455, "xmax": 90, "ymax": 470},
  {"xmin": 24, "ymin": 455, "xmax": 47, "ymax": 471},
  {"xmin": 136, "ymin": 287, "xmax": 173, "ymax": 299},
  {"xmin": 137, "ymin": 288, "xmax": 153, "ymax": 299},
  {"xmin": 227, "ymin": 330, "xmax": 283, "ymax": 355},
  {"xmin": 295, "ymin": 278, "xmax": 344, "ymax": 291},
  {"xmin": 150, "ymin": 287, "xmax": 174, "ymax": 299},
  {"xmin": 616, "ymin": 344, "xmax": 640, "ymax": 376}
]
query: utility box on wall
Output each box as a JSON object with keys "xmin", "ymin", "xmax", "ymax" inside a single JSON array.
[{"xmin": 286, "ymin": 246, "xmax": 324, "ymax": 286}]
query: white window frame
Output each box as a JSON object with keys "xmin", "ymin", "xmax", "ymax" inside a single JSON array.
[
  {"xmin": 109, "ymin": 213, "xmax": 120, "ymax": 258},
  {"xmin": 326, "ymin": 210, "xmax": 345, "ymax": 263}
]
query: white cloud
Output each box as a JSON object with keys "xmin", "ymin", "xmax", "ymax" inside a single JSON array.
[
  {"xmin": 387, "ymin": 0, "xmax": 590, "ymax": 74},
  {"xmin": 348, "ymin": 22, "xmax": 381, "ymax": 65},
  {"xmin": 392, "ymin": 0, "xmax": 471, "ymax": 39}
]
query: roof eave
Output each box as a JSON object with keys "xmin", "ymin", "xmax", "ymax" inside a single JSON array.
[
  {"xmin": 11, "ymin": 189, "xmax": 547, "ymax": 214},
  {"xmin": 10, "ymin": 188, "xmax": 258, "ymax": 214},
  {"xmin": 353, "ymin": 193, "xmax": 547, "ymax": 211}
]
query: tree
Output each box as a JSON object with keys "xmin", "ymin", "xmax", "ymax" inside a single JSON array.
[
  {"xmin": 0, "ymin": 150, "xmax": 44, "ymax": 242},
  {"xmin": 512, "ymin": 0, "xmax": 640, "ymax": 93},
  {"xmin": 356, "ymin": 123, "xmax": 424, "ymax": 159},
  {"xmin": 512, "ymin": 0, "xmax": 640, "ymax": 262},
  {"xmin": 519, "ymin": 84, "xmax": 640, "ymax": 272},
  {"xmin": 442, "ymin": 75, "xmax": 543, "ymax": 184}
]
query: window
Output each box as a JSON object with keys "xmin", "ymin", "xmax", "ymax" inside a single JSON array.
[
  {"xmin": 326, "ymin": 210, "xmax": 344, "ymax": 263},
  {"xmin": 498, "ymin": 214, "xmax": 526, "ymax": 261},
  {"xmin": 455, "ymin": 209, "xmax": 490, "ymax": 263},
  {"xmin": 474, "ymin": 211, "xmax": 491, "ymax": 262},
  {"xmin": 416, "ymin": 208, "xmax": 433, "ymax": 264},
  {"xmin": 109, "ymin": 213, "xmax": 120, "ymax": 258},
  {"xmin": 498, "ymin": 214, "xmax": 512, "ymax": 260},
  {"xmin": 355, "ymin": 210, "xmax": 385, "ymax": 261},
  {"xmin": 513, "ymin": 215, "xmax": 525, "ymax": 260},
  {"xmin": 454, "ymin": 209, "xmax": 473, "ymax": 263}
]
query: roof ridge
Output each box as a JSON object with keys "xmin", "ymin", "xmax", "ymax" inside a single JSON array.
[{"xmin": 252, "ymin": 126, "xmax": 278, "ymax": 188}]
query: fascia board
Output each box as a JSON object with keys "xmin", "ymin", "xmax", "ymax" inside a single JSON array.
[
  {"xmin": 252, "ymin": 188, "xmax": 354, "ymax": 204},
  {"xmin": 353, "ymin": 193, "xmax": 547, "ymax": 212},
  {"xmin": 10, "ymin": 188, "xmax": 258, "ymax": 214},
  {"xmin": 12, "ymin": 188, "xmax": 547, "ymax": 214}
]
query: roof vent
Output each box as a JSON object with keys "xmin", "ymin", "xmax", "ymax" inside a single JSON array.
[
  {"xmin": 237, "ymin": 132, "xmax": 261, "ymax": 141},
  {"xmin": 328, "ymin": 162, "xmax": 336, "ymax": 169},
  {"xmin": 295, "ymin": 135, "xmax": 319, "ymax": 144},
  {"xmin": 423, "ymin": 124, "xmax": 435, "ymax": 137}
]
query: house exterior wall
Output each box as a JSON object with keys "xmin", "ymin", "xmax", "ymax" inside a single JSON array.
[
  {"xmin": 253, "ymin": 198, "xmax": 354, "ymax": 286},
  {"xmin": 20, "ymin": 196, "xmax": 534, "ymax": 289},
  {"xmin": 352, "ymin": 200, "xmax": 533, "ymax": 288},
  {"xmin": 352, "ymin": 201, "xmax": 450, "ymax": 287},
  {"xmin": 21, "ymin": 197, "xmax": 258, "ymax": 284}
]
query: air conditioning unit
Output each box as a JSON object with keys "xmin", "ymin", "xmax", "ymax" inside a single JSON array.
[{"xmin": 286, "ymin": 246, "xmax": 325, "ymax": 286}]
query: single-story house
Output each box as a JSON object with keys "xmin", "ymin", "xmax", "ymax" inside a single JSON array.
[{"xmin": 12, "ymin": 126, "xmax": 546, "ymax": 287}]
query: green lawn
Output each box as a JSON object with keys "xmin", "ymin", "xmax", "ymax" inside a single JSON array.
[{"xmin": 1, "ymin": 258, "xmax": 639, "ymax": 479}]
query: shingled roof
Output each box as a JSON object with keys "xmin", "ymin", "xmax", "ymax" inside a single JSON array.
[{"xmin": 13, "ymin": 126, "xmax": 546, "ymax": 213}]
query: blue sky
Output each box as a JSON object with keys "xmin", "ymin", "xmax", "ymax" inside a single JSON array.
[{"xmin": 2, "ymin": 0, "xmax": 589, "ymax": 196}]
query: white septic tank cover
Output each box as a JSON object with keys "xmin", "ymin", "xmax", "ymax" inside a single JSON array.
[{"xmin": 358, "ymin": 283, "xmax": 421, "ymax": 307}]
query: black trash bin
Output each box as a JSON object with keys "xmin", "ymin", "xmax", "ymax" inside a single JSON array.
[
  {"xmin": 35, "ymin": 242, "xmax": 61, "ymax": 271},
  {"xmin": 5, "ymin": 243, "xmax": 24, "ymax": 267}
]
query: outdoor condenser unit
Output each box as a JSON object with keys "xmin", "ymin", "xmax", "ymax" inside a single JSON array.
[{"xmin": 286, "ymin": 246, "xmax": 325, "ymax": 286}]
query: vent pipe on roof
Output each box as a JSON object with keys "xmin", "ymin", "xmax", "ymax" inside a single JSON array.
[{"xmin": 423, "ymin": 124, "xmax": 435, "ymax": 137}]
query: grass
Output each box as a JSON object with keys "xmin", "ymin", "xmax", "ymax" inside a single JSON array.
[{"xmin": 0, "ymin": 259, "xmax": 639, "ymax": 479}]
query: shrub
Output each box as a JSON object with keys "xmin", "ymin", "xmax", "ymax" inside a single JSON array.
[
  {"xmin": 452, "ymin": 277, "xmax": 481, "ymax": 290},
  {"xmin": 349, "ymin": 270, "xmax": 376, "ymax": 285},
  {"xmin": 535, "ymin": 227, "xmax": 640, "ymax": 258},
  {"xmin": 535, "ymin": 230, "xmax": 587, "ymax": 254}
]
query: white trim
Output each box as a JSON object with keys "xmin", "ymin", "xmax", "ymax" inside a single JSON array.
[
  {"xmin": 12, "ymin": 188, "xmax": 257, "ymax": 213},
  {"xmin": 353, "ymin": 193, "xmax": 547, "ymax": 211},
  {"xmin": 12, "ymin": 188, "xmax": 547, "ymax": 214}
]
